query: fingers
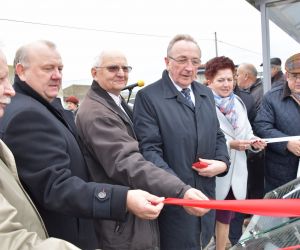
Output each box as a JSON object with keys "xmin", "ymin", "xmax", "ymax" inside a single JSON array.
[
  {"xmin": 183, "ymin": 188, "xmax": 210, "ymax": 216},
  {"xmin": 183, "ymin": 188, "xmax": 209, "ymax": 201},
  {"xmin": 184, "ymin": 206, "xmax": 210, "ymax": 217},
  {"xmin": 195, "ymin": 160, "xmax": 227, "ymax": 177},
  {"xmin": 126, "ymin": 190, "xmax": 164, "ymax": 220}
]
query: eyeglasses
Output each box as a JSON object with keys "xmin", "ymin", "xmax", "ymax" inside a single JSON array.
[
  {"xmin": 95, "ymin": 65, "xmax": 132, "ymax": 73},
  {"xmin": 287, "ymin": 72, "xmax": 300, "ymax": 81},
  {"xmin": 168, "ymin": 56, "xmax": 201, "ymax": 67}
]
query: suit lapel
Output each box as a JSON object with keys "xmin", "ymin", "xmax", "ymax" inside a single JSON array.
[{"xmin": 90, "ymin": 81, "xmax": 135, "ymax": 132}]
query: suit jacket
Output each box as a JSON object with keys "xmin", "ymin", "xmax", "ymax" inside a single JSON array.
[
  {"xmin": 215, "ymin": 95, "xmax": 256, "ymax": 200},
  {"xmin": 0, "ymin": 77, "xmax": 129, "ymax": 249},
  {"xmin": 0, "ymin": 139, "xmax": 80, "ymax": 250},
  {"xmin": 76, "ymin": 81, "xmax": 191, "ymax": 249},
  {"xmin": 133, "ymin": 70, "xmax": 230, "ymax": 249}
]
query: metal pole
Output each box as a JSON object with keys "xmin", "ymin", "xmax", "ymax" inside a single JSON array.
[
  {"xmin": 214, "ymin": 32, "xmax": 218, "ymax": 57},
  {"xmin": 260, "ymin": 0, "xmax": 272, "ymax": 93}
]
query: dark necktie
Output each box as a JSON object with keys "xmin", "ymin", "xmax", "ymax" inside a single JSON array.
[{"xmin": 181, "ymin": 88, "xmax": 194, "ymax": 107}]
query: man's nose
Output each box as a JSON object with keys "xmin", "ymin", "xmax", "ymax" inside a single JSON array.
[
  {"xmin": 4, "ymin": 79, "xmax": 15, "ymax": 97},
  {"xmin": 52, "ymin": 68, "xmax": 62, "ymax": 78}
]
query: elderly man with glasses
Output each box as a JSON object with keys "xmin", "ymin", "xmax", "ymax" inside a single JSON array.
[
  {"xmin": 75, "ymin": 49, "xmax": 212, "ymax": 250},
  {"xmin": 132, "ymin": 34, "xmax": 230, "ymax": 250},
  {"xmin": 255, "ymin": 53, "xmax": 300, "ymax": 194}
]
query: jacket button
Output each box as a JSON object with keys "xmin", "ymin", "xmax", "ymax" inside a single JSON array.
[{"xmin": 98, "ymin": 191, "xmax": 106, "ymax": 199}]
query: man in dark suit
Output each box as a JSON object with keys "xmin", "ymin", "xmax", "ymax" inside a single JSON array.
[
  {"xmin": 0, "ymin": 40, "xmax": 164, "ymax": 249},
  {"xmin": 133, "ymin": 34, "xmax": 230, "ymax": 250},
  {"xmin": 75, "ymin": 49, "xmax": 209, "ymax": 250}
]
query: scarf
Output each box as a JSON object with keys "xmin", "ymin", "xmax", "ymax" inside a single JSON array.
[{"xmin": 213, "ymin": 91, "xmax": 238, "ymax": 129}]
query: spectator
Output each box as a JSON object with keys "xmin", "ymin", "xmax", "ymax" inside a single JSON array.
[
  {"xmin": 65, "ymin": 95, "xmax": 79, "ymax": 114},
  {"xmin": 261, "ymin": 57, "xmax": 286, "ymax": 89},
  {"xmin": 133, "ymin": 34, "xmax": 230, "ymax": 249},
  {"xmin": 255, "ymin": 52, "xmax": 300, "ymax": 193},
  {"xmin": 0, "ymin": 40, "xmax": 164, "ymax": 249},
  {"xmin": 0, "ymin": 49, "xmax": 80, "ymax": 250},
  {"xmin": 76, "ymin": 49, "xmax": 209, "ymax": 249},
  {"xmin": 205, "ymin": 56, "xmax": 266, "ymax": 250},
  {"xmin": 236, "ymin": 63, "xmax": 263, "ymax": 112},
  {"xmin": 236, "ymin": 63, "xmax": 265, "ymax": 198}
]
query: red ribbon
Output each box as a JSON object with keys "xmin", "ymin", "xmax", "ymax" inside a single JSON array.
[
  {"xmin": 163, "ymin": 198, "xmax": 300, "ymax": 217},
  {"xmin": 279, "ymin": 245, "xmax": 300, "ymax": 250}
]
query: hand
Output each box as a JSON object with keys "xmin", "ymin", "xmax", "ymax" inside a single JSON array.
[
  {"xmin": 126, "ymin": 190, "xmax": 164, "ymax": 220},
  {"xmin": 287, "ymin": 140, "xmax": 300, "ymax": 157},
  {"xmin": 230, "ymin": 139, "xmax": 252, "ymax": 151},
  {"xmin": 183, "ymin": 188, "xmax": 210, "ymax": 216},
  {"xmin": 192, "ymin": 158, "xmax": 227, "ymax": 177},
  {"xmin": 250, "ymin": 137, "xmax": 267, "ymax": 150}
]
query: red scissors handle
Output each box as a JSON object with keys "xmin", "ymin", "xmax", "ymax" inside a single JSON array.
[{"xmin": 192, "ymin": 161, "xmax": 208, "ymax": 169}]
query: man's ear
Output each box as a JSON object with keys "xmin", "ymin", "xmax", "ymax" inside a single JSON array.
[
  {"xmin": 15, "ymin": 63, "xmax": 26, "ymax": 81},
  {"xmin": 91, "ymin": 68, "xmax": 97, "ymax": 78},
  {"xmin": 164, "ymin": 57, "xmax": 170, "ymax": 70}
]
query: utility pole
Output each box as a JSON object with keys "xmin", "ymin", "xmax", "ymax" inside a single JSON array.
[{"xmin": 214, "ymin": 32, "xmax": 218, "ymax": 57}]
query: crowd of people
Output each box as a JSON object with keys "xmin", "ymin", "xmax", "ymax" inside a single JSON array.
[{"xmin": 0, "ymin": 34, "xmax": 299, "ymax": 250}]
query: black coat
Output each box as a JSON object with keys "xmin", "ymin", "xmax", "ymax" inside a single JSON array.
[
  {"xmin": 254, "ymin": 83, "xmax": 300, "ymax": 193},
  {"xmin": 234, "ymin": 86, "xmax": 257, "ymax": 126},
  {"xmin": 0, "ymin": 77, "xmax": 129, "ymax": 249},
  {"xmin": 133, "ymin": 70, "xmax": 230, "ymax": 249}
]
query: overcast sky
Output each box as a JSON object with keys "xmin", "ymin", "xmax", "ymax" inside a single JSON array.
[{"xmin": 1, "ymin": 0, "xmax": 299, "ymax": 88}]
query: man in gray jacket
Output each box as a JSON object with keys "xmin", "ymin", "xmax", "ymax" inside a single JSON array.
[{"xmin": 76, "ymin": 49, "xmax": 209, "ymax": 250}]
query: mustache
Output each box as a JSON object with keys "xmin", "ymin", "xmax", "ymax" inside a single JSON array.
[{"xmin": 0, "ymin": 97, "xmax": 11, "ymax": 105}]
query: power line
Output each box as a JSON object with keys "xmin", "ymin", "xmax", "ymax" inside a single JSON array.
[
  {"xmin": 0, "ymin": 18, "xmax": 171, "ymax": 38},
  {"xmin": 0, "ymin": 18, "xmax": 261, "ymax": 55},
  {"xmin": 218, "ymin": 39, "xmax": 261, "ymax": 55}
]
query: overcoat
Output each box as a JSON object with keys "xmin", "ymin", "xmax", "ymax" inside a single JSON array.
[
  {"xmin": 133, "ymin": 70, "xmax": 230, "ymax": 249},
  {"xmin": 0, "ymin": 140, "xmax": 79, "ymax": 250}
]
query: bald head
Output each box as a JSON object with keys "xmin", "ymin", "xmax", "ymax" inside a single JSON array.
[
  {"xmin": 14, "ymin": 40, "xmax": 58, "ymax": 68},
  {"xmin": 92, "ymin": 50, "xmax": 127, "ymax": 68},
  {"xmin": 236, "ymin": 63, "xmax": 258, "ymax": 89}
]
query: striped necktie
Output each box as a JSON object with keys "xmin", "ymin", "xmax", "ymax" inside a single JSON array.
[{"xmin": 181, "ymin": 88, "xmax": 194, "ymax": 107}]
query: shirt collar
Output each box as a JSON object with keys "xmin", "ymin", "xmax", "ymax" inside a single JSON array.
[
  {"xmin": 108, "ymin": 92, "xmax": 122, "ymax": 106},
  {"xmin": 169, "ymin": 74, "xmax": 192, "ymax": 92}
]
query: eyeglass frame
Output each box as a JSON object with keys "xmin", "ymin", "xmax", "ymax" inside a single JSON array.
[
  {"xmin": 168, "ymin": 56, "xmax": 201, "ymax": 67},
  {"xmin": 94, "ymin": 65, "xmax": 132, "ymax": 73},
  {"xmin": 287, "ymin": 72, "xmax": 300, "ymax": 81}
]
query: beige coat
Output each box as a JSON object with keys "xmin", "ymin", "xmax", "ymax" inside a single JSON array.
[{"xmin": 0, "ymin": 140, "xmax": 80, "ymax": 250}]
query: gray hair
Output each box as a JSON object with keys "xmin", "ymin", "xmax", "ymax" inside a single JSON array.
[
  {"xmin": 92, "ymin": 52, "xmax": 104, "ymax": 68},
  {"xmin": 167, "ymin": 34, "xmax": 201, "ymax": 56},
  {"xmin": 239, "ymin": 63, "xmax": 258, "ymax": 77},
  {"xmin": 14, "ymin": 40, "xmax": 57, "ymax": 68},
  {"xmin": 92, "ymin": 50, "xmax": 127, "ymax": 68}
]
